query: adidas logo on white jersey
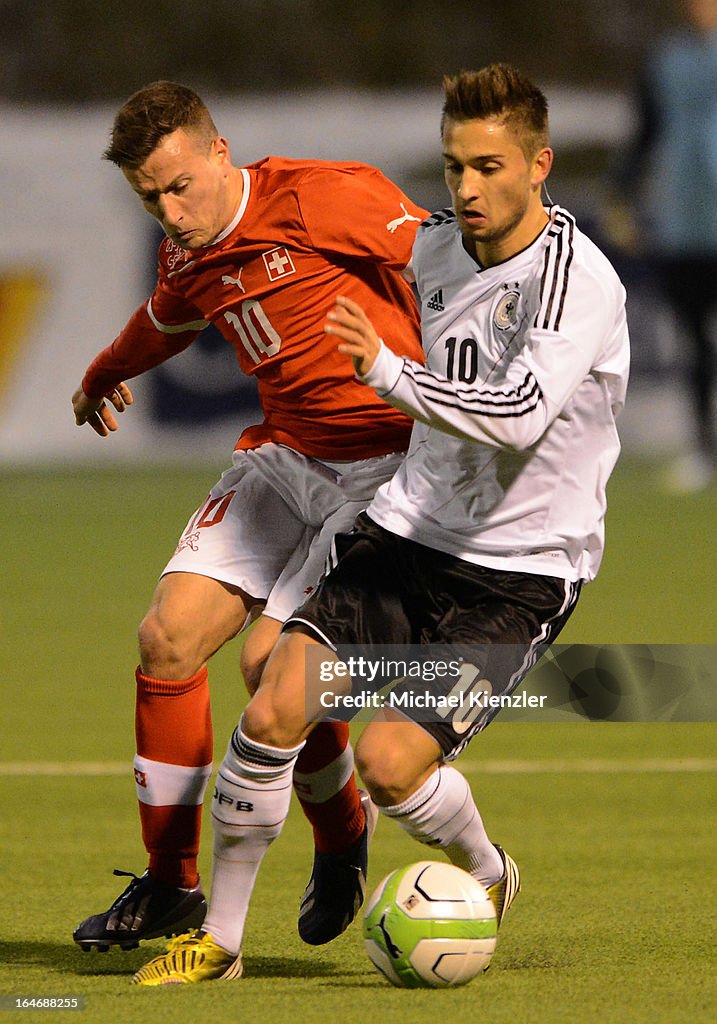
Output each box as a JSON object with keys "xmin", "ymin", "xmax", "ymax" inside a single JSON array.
[{"xmin": 427, "ymin": 289, "xmax": 445, "ymax": 311}]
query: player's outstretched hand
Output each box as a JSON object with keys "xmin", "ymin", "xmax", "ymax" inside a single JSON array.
[
  {"xmin": 72, "ymin": 382, "xmax": 134, "ymax": 437},
  {"xmin": 324, "ymin": 295, "xmax": 381, "ymax": 377}
]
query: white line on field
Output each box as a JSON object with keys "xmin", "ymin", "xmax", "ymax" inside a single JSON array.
[
  {"xmin": 461, "ymin": 758, "xmax": 717, "ymax": 774},
  {"xmin": 0, "ymin": 762, "xmax": 129, "ymax": 776},
  {"xmin": 0, "ymin": 758, "xmax": 715, "ymax": 777}
]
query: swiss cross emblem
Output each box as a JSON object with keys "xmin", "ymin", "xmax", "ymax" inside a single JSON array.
[
  {"xmin": 263, "ymin": 246, "xmax": 296, "ymax": 281},
  {"xmin": 134, "ymin": 769, "xmax": 148, "ymax": 788}
]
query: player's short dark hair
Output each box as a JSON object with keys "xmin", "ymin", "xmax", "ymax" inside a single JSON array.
[
  {"xmin": 441, "ymin": 64, "xmax": 549, "ymax": 157},
  {"xmin": 104, "ymin": 81, "xmax": 218, "ymax": 169}
]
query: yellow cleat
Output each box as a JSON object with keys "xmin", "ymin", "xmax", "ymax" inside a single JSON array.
[
  {"xmin": 131, "ymin": 930, "xmax": 242, "ymax": 985},
  {"xmin": 486, "ymin": 845, "xmax": 521, "ymax": 927}
]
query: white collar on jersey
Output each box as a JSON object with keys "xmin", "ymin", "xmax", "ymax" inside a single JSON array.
[
  {"xmin": 210, "ymin": 167, "xmax": 252, "ymax": 246},
  {"xmin": 465, "ymin": 211, "xmax": 553, "ymax": 274}
]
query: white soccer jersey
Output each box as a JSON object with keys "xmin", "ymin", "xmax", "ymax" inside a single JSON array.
[{"xmin": 363, "ymin": 206, "xmax": 630, "ymax": 582}]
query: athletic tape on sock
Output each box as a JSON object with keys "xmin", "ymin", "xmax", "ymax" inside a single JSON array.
[
  {"xmin": 134, "ymin": 754, "xmax": 213, "ymax": 806},
  {"xmin": 293, "ymin": 744, "xmax": 354, "ymax": 804}
]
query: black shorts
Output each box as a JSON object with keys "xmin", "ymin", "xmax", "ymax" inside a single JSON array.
[{"xmin": 285, "ymin": 513, "xmax": 582, "ymax": 759}]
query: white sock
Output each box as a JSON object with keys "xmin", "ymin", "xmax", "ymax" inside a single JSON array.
[
  {"xmin": 203, "ymin": 718, "xmax": 305, "ymax": 955},
  {"xmin": 381, "ymin": 765, "xmax": 503, "ymax": 886}
]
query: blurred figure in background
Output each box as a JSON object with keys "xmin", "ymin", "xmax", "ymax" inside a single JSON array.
[{"xmin": 608, "ymin": 0, "xmax": 717, "ymax": 492}]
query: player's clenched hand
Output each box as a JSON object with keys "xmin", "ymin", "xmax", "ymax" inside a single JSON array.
[
  {"xmin": 324, "ymin": 295, "xmax": 381, "ymax": 377},
  {"xmin": 72, "ymin": 382, "xmax": 134, "ymax": 437}
]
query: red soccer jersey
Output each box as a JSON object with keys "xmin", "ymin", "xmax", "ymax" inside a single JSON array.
[{"xmin": 83, "ymin": 157, "xmax": 428, "ymax": 459}]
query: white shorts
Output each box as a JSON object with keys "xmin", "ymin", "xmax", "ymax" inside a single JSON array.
[{"xmin": 162, "ymin": 442, "xmax": 404, "ymax": 622}]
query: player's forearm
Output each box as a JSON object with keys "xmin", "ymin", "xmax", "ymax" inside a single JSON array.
[
  {"xmin": 362, "ymin": 342, "xmax": 552, "ymax": 450},
  {"xmin": 82, "ymin": 304, "xmax": 199, "ymax": 398}
]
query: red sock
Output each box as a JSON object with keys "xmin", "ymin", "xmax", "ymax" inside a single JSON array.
[
  {"xmin": 293, "ymin": 721, "xmax": 365, "ymax": 854},
  {"xmin": 134, "ymin": 666, "xmax": 213, "ymax": 888}
]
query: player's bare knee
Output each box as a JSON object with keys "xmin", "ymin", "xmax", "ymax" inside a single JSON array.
[
  {"xmin": 355, "ymin": 738, "xmax": 414, "ymax": 806},
  {"xmin": 239, "ymin": 645, "xmax": 266, "ymax": 696},
  {"xmin": 138, "ymin": 607, "xmax": 199, "ymax": 679},
  {"xmin": 240, "ymin": 617, "xmax": 281, "ymax": 696},
  {"xmin": 241, "ymin": 690, "xmax": 302, "ymax": 750},
  {"xmin": 240, "ymin": 699, "xmax": 276, "ymax": 745}
]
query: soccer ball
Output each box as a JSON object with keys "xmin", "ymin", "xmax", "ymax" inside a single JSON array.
[{"xmin": 362, "ymin": 860, "xmax": 497, "ymax": 988}]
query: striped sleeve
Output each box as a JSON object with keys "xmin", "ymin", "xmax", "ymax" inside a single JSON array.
[
  {"xmin": 535, "ymin": 208, "xmax": 575, "ymax": 332},
  {"xmin": 404, "ymin": 363, "xmax": 543, "ymax": 419},
  {"xmin": 362, "ymin": 342, "xmax": 551, "ymax": 451}
]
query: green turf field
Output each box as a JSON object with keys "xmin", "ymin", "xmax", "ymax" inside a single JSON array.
[{"xmin": 1, "ymin": 458, "xmax": 715, "ymax": 1023}]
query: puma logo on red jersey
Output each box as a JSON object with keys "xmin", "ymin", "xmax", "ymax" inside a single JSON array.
[
  {"xmin": 387, "ymin": 203, "xmax": 423, "ymax": 234},
  {"xmin": 221, "ymin": 270, "xmax": 246, "ymax": 292}
]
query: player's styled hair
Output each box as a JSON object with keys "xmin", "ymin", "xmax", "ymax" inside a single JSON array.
[
  {"xmin": 104, "ymin": 81, "xmax": 218, "ymax": 168},
  {"xmin": 441, "ymin": 64, "xmax": 549, "ymax": 157}
]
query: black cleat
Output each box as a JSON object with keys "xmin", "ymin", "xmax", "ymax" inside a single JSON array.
[
  {"xmin": 73, "ymin": 869, "xmax": 207, "ymax": 952},
  {"xmin": 298, "ymin": 790, "xmax": 378, "ymax": 946}
]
